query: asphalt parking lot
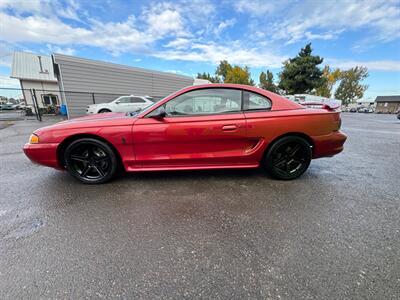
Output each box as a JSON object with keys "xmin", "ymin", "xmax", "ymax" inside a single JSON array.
[{"xmin": 0, "ymin": 113, "xmax": 399, "ymax": 299}]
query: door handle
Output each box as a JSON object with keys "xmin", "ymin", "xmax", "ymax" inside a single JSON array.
[{"xmin": 222, "ymin": 125, "xmax": 237, "ymax": 131}]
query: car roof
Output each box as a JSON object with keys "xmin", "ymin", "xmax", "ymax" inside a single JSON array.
[{"xmin": 176, "ymin": 84, "xmax": 304, "ymax": 110}]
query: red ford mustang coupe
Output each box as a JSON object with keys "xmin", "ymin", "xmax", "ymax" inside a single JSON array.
[{"xmin": 23, "ymin": 84, "xmax": 346, "ymax": 184}]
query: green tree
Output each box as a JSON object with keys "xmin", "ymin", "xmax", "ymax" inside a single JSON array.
[
  {"xmin": 315, "ymin": 65, "xmax": 342, "ymax": 98},
  {"xmin": 215, "ymin": 60, "xmax": 233, "ymax": 82},
  {"xmin": 196, "ymin": 72, "xmax": 221, "ymax": 83},
  {"xmin": 334, "ymin": 66, "xmax": 368, "ymax": 105},
  {"xmin": 225, "ymin": 66, "xmax": 255, "ymax": 85},
  {"xmin": 259, "ymin": 70, "xmax": 278, "ymax": 93},
  {"xmin": 278, "ymin": 43, "xmax": 325, "ymax": 94}
]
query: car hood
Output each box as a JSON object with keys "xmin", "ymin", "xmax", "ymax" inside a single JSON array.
[
  {"xmin": 59, "ymin": 112, "xmax": 126, "ymax": 123},
  {"xmin": 35, "ymin": 112, "xmax": 137, "ymax": 135}
]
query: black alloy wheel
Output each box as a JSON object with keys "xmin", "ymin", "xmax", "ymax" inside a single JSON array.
[
  {"xmin": 264, "ymin": 136, "xmax": 312, "ymax": 180},
  {"xmin": 64, "ymin": 138, "xmax": 117, "ymax": 184},
  {"xmin": 98, "ymin": 109, "xmax": 111, "ymax": 113}
]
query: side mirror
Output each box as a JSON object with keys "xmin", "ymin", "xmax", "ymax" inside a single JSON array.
[
  {"xmin": 151, "ymin": 106, "xmax": 166, "ymax": 119},
  {"xmin": 115, "ymin": 100, "xmax": 120, "ymax": 104}
]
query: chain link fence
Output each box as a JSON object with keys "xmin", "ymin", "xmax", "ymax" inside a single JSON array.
[{"xmin": 0, "ymin": 87, "xmax": 164, "ymax": 121}]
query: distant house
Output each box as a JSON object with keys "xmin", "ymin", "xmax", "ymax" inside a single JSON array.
[
  {"xmin": 11, "ymin": 52, "xmax": 62, "ymax": 109},
  {"xmin": 356, "ymin": 99, "xmax": 375, "ymax": 107},
  {"xmin": 374, "ymin": 96, "xmax": 400, "ymax": 113}
]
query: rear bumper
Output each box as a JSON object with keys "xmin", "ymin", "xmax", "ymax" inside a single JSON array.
[
  {"xmin": 312, "ymin": 131, "xmax": 347, "ymax": 158},
  {"xmin": 23, "ymin": 143, "xmax": 62, "ymax": 169}
]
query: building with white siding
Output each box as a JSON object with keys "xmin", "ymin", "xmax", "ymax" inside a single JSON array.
[
  {"xmin": 11, "ymin": 52, "xmax": 62, "ymax": 109},
  {"xmin": 10, "ymin": 52, "xmax": 194, "ymax": 118},
  {"xmin": 52, "ymin": 54, "xmax": 194, "ymax": 118}
]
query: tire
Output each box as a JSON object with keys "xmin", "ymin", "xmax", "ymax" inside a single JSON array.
[
  {"xmin": 64, "ymin": 138, "xmax": 118, "ymax": 184},
  {"xmin": 98, "ymin": 109, "xmax": 111, "ymax": 113},
  {"xmin": 263, "ymin": 136, "xmax": 312, "ymax": 180}
]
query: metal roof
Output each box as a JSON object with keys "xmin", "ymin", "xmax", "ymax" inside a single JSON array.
[
  {"xmin": 53, "ymin": 53, "xmax": 193, "ymax": 81},
  {"xmin": 375, "ymin": 95, "xmax": 400, "ymax": 102},
  {"xmin": 11, "ymin": 52, "xmax": 57, "ymax": 82}
]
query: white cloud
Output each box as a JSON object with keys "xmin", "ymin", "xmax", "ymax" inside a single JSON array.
[
  {"xmin": 234, "ymin": 0, "xmax": 282, "ymax": 16},
  {"xmin": 0, "ymin": 12, "xmax": 154, "ymax": 54},
  {"xmin": 0, "ymin": 75, "xmax": 20, "ymax": 88},
  {"xmin": 327, "ymin": 59, "xmax": 400, "ymax": 72},
  {"xmin": 46, "ymin": 44, "xmax": 76, "ymax": 56},
  {"xmin": 214, "ymin": 19, "xmax": 236, "ymax": 35},
  {"xmin": 0, "ymin": 42, "xmax": 14, "ymax": 67},
  {"xmin": 165, "ymin": 38, "xmax": 191, "ymax": 49},
  {"xmin": 236, "ymin": 0, "xmax": 400, "ymax": 44},
  {"xmin": 0, "ymin": 0, "xmax": 82, "ymax": 21},
  {"xmin": 154, "ymin": 42, "xmax": 286, "ymax": 68},
  {"xmin": 0, "ymin": 0, "xmax": 45, "ymax": 15},
  {"xmin": 144, "ymin": 6, "xmax": 186, "ymax": 37}
]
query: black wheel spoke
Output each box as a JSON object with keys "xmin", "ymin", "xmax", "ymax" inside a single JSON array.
[
  {"xmin": 273, "ymin": 156, "xmax": 287, "ymax": 167},
  {"xmin": 288, "ymin": 144, "xmax": 301, "ymax": 157},
  {"xmin": 81, "ymin": 165, "xmax": 91, "ymax": 177},
  {"xmin": 70, "ymin": 154, "xmax": 88, "ymax": 163},
  {"xmin": 92, "ymin": 165, "xmax": 105, "ymax": 177},
  {"xmin": 95, "ymin": 156, "xmax": 108, "ymax": 163}
]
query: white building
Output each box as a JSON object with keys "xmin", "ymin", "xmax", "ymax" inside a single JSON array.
[
  {"xmin": 356, "ymin": 99, "xmax": 375, "ymax": 107},
  {"xmin": 11, "ymin": 52, "xmax": 62, "ymax": 109},
  {"xmin": 10, "ymin": 51, "xmax": 195, "ymax": 118}
]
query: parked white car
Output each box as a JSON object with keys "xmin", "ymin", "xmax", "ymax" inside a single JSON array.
[{"xmin": 86, "ymin": 95, "xmax": 154, "ymax": 114}]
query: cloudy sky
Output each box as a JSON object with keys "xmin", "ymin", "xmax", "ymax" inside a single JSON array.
[{"xmin": 1, "ymin": 0, "xmax": 399, "ymax": 99}]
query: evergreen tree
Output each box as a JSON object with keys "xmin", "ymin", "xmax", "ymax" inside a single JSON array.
[
  {"xmin": 196, "ymin": 72, "xmax": 221, "ymax": 83},
  {"xmin": 278, "ymin": 43, "xmax": 325, "ymax": 94},
  {"xmin": 259, "ymin": 70, "xmax": 278, "ymax": 93}
]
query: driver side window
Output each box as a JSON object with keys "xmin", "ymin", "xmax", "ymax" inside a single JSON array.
[{"xmin": 164, "ymin": 88, "xmax": 241, "ymax": 116}]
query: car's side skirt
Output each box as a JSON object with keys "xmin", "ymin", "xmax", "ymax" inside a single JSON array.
[{"xmin": 125, "ymin": 163, "xmax": 259, "ymax": 172}]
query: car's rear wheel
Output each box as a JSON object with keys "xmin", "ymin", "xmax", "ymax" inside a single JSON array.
[
  {"xmin": 64, "ymin": 138, "xmax": 117, "ymax": 184},
  {"xmin": 98, "ymin": 109, "xmax": 111, "ymax": 113},
  {"xmin": 263, "ymin": 136, "xmax": 312, "ymax": 180}
]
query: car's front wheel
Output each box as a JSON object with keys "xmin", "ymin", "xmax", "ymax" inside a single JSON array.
[
  {"xmin": 64, "ymin": 138, "xmax": 118, "ymax": 184},
  {"xmin": 98, "ymin": 109, "xmax": 111, "ymax": 113},
  {"xmin": 263, "ymin": 136, "xmax": 312, "ymax": 180}
]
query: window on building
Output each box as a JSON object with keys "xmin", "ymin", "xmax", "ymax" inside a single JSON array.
[{"xmin": 42, "ymin": 94, "xmax": 58, "ymax": 106}]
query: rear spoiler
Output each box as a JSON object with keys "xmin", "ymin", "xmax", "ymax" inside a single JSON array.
[{"xmin": 300, "ymin": 102, "xmax": 341, "ymax": 111}]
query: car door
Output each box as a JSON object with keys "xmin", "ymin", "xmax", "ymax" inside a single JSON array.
[
  {"xmin": 113, "ymin": 96, "xmax": 132, "ymax": 112},
  {"xmin": 132, "ymin": 88, "xmax": 249, "ymax": 169}
]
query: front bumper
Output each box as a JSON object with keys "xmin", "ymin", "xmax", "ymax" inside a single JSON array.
[
  {"xmin": 23, "ymin": 143, "xmax": 62, "ymax": 169},
  {"xmin": 86, "ymin": 108, "xmax": 96, "ymax": 114},
  {"xmin": 312, "ymin": 131, "xmax": 347, "ymax": 158}
]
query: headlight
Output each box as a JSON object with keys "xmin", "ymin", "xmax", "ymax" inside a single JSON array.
[{"xmin": 29, "ymin": 133, "xmax": 39, "ymax": 144}]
